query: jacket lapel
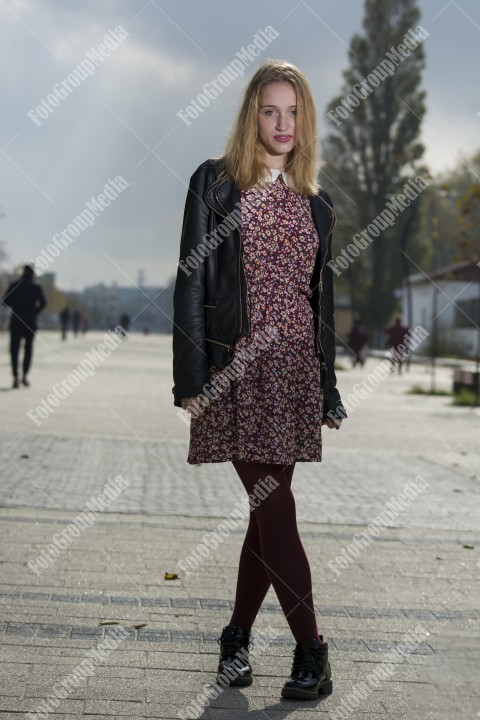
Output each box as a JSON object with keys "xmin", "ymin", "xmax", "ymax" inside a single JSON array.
[{"xmin": 309, "ymin": 195, "xmax": 330, "ymax": 259}]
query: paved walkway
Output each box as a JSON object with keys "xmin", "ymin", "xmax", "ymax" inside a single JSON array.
[{"xmin": 0, "ymin": 331, "xmax": 479, "ymax": 719}]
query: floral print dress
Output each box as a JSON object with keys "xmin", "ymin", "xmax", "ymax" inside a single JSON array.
[{"xmin": 187, "ymin": 169, "xmax": 323, "ymax": 464}]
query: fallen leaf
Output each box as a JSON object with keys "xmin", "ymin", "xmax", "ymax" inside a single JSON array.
[
  {"xmin": 462, "ymin": 544, "xmax": 474, "ymax": 550},
  {"xmin": 164, "ymin": 572, "xmax": 179, "ymax": 580},
  {"xmin": 131, "ymin": 623, "xmax": 147, "ymax": 629},
  {"xmin": 98, "ymin": 620, "xmax": 120, "ymax": 625}
]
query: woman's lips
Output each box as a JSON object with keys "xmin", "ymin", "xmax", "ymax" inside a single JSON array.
[{"xmin": 274, "ymin": 135, "xmax": 293, "ymax": 142}]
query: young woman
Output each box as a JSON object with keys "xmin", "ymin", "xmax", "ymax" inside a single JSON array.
[{"xmin": 172, "ymin": 59, "xmax": 347, "ymax": 701}]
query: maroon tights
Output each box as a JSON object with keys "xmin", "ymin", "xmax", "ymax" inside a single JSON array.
[{"xmin": 229, "ymin": 460, "xmax": 320, "ymax": 644}]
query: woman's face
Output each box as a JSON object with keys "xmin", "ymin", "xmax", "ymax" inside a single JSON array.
[{"xmin": 257, "ymin": 81, "xmax": 297, "ymax": 167}]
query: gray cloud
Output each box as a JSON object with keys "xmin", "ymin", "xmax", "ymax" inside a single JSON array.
[{"xmin": 0, "ymin": 0, "xmax": 478, "ymax": 290}]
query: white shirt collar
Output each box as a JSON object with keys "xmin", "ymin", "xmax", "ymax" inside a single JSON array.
[{"xmin": 265, "ymin": 166, "xmax": 292, "ymax": 188}]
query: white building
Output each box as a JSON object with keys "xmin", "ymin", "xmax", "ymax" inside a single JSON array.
[{"xmin": 404, "ymin": 259, "xmax": 480, "ymax": 359}]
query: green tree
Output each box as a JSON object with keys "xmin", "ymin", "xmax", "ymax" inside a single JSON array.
[
  {"xmin": 322, "ymin": 0, "xmax": 427, "ymax": 346},
  {"xmin": 456, "ymin": 183, "xmax": 480, "ymax": 263}
]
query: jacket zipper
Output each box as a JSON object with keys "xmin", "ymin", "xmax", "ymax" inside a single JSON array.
[
  {"xmin": 314, "ymin": 195, "xmax": 337, "ymax": 364},
  {"xmin": 205, "ymin": 337, "xmax": 234, "ymax": 349}
]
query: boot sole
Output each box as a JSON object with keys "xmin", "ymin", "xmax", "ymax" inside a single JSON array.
[
  {"xmin": 281, "ymin": 678, "xmax": 333, "ymax": 700},
  {"xmin": 216, "ymin": 673, "xmax": 253, "ymax": 687}
]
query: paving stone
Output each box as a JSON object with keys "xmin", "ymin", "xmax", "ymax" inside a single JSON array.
[
  {"xmin": 140, "ymin": 598, "xmax": 170, "ymax": 607},
  {"xmin": 170, "ymin": 598, "xmax": 200, "ymax": 608},
  {"xmin": 5, "ymin": 623, "xmax": 36, "ymax": 636},
  {"xmin": 111, "ymin": 595, "xmax": 139, "ymax": 605},
  {"xmin": 0, "ymin": 335, "xmax": 478, "ymax": 719},
  {"xmin": 70, "ymin": 626, "xmax": 103, "ymax": 638},
  {"xmin": 317, "ymin": 605, "xmax": 349, "ymax": 616},
  {"xmin": 137, "ymin": 630, "xmax": 170, "ymax": 642},
  {"xmin": 37, "ymin": 624, "xmax": 71, "ymax": 638},
  {"xmin": 345, "ymin": 606, "xmax": 378, "ymax": 618},
  {"xmin": 331, "ymin": 638, "xmax": 369, "ymax": 652},
  {"xmin": 81, "ymin": 594, "xmax": 110, "ymax": 604},
  {"xmin": 375, "ymin": 608, "xmax": 407, "ymax": 618},
  {"xmin": 22, "ymin": 592, "xmax": 51, "ymax": 600},
  {"xmin": 51, "ymin": 593, "xmax": 81, "ymax": 603}
]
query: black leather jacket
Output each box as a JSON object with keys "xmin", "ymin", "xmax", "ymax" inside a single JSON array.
[{"xmin": 172, "ymin": 157, "xmax": 347, "ymax": 423}]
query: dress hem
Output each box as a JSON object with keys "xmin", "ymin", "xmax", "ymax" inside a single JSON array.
[{"xmin": 187, "ymin": 456, "xmax": 323, "ymax": 465}]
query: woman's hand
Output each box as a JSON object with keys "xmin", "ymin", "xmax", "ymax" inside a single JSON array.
[
  {"xmin": 322, "ymin": 417, "xmax": 342, "ymax": 429},
  {"xmin": 181, "ymin": 396, "xmax": 210, "ymax": 417}
]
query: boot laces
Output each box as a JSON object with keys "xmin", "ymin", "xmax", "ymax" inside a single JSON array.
[
  {"xmin": 217, "ymin": 627, "xmax": 252, "ymax": 661},
  {"xmin": 291, "ymin": 644, "xmax": 321, "ymax": 676}
]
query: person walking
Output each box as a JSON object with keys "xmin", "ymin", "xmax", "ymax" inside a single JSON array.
[
  {"xmin": 172, "ymin": 60, "xmax": 347, "ymax": 701},
  {"xmin": 347, "ymin": 318, "xmax": 369, "ymax": 367},
  {"xmin": 59, "ymin": 305, "xmax": 70, "ymax": 341},
  {"xmin": 2, "ymin": 264, "xmax": 46, "ymax": 388},
  {"xmin": 72, "ymin": 309, "xmax": 82, "ymax": 337},
  {"xmin": 385, "ymin": 316, "xmax": 411, "ymax": 374}
]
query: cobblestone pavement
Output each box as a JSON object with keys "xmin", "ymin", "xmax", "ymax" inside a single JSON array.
[{"xmin": 0, "ymin": 331, "xmax": 479, "ymax": 718}]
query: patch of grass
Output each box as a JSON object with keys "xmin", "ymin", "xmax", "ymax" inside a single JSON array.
[
  {"xmin": 452, "ymin": 388, "xmax": 480, "ymax": 406},
  {"xmin": 408, "ymin": 384, "xmax": 451, "ymax": 396}
]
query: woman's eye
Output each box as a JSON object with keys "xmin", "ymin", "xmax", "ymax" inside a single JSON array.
[{"xmin": 262, "ymin": 109, "xmax": 297, "ymax": 117}]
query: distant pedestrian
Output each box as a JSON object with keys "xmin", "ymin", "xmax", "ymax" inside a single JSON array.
[
  {"xmin": 385, "ymin": 317, "xmax": 411, "ymax": 374},
  {"xmin": 2, "ymin": 264, "xmax": 46, "ymax": 388},
  {"xmin": 119, "ymin": 312, "xmax": 131, "ymax": 334},
  {"xmin": 72, "ymin": 309, "xmax": 82, "ymax": 337},
  {"xmin": 347, "ymin": 318, "xmax": 369, "ymax": 367},
  {"xmin": 59, "ymin": 305, "xmax": 70, "ymax": 340}
]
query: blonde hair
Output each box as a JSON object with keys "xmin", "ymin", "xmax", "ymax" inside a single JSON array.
[{"xmin": 216, "ymin": 59, "xmax": 321, "ymax": 196}]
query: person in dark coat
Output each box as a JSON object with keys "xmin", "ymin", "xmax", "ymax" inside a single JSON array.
[
  {"xmin": 385, "ymin": 317, "xmax": 411, "ymax": 374},
  {"xmin": 2, "ymin": 264, "xmax": 46, "ymax": 388},
  {"xmin": 72, "ymin": 309, "xmax": 82, "ymax": 337},
  {"xmin": 59, "ymin": 305, "xmax": 70, "ymax": 340},
  {"xmin": 347, "ymin": 318, "xmax": 369, "ymax": 367}
]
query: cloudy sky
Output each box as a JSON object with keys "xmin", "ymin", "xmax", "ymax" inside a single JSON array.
[{"xmin": 0, "ymin": 0, "xmax": 479, "ymax": 292}]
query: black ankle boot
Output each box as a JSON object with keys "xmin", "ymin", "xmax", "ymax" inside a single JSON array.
[
  {"xmin": 216, "ymin": 623, "xmax": 253, "ymax": 687},
  {"xmin": 281, "ymin": 636, "xmax": 332, "ymax": 700}
]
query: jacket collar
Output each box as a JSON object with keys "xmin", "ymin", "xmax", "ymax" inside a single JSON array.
[{"xmin": 204, "ymin": 162, "xmax": 333, "ymax": 257}]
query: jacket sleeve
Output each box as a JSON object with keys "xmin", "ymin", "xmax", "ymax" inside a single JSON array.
[
  {"xmin": 2, "ymin": 282, "xmax": 15, "ymax": 307},
  {"xmin": 171, "ymin": 166, "xmax": 211, "ymax": 407},
  {"xmin": 320, "ymin": 191, "xmax": 348, "ymax": 423}
]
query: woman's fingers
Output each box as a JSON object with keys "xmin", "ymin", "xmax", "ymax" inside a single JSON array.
[
  {"xmin": 322, "ymin": 418, "xmax": 342, "ymax": 429},
  {"xmin": 181, "ymin": 396, "xmax": 210, "ymax": 417}
]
